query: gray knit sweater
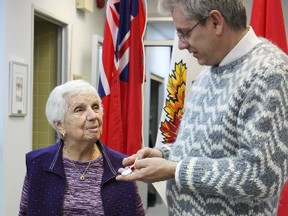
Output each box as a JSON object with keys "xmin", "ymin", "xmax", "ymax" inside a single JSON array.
[{"xmin": 157, "ymin": 41, "xmax": 288, "ymax": 216}]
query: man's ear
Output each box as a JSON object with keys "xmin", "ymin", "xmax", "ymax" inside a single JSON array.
[{"xmin": 209, "ymin": 10, "xmax": 224, "ymax": 34}]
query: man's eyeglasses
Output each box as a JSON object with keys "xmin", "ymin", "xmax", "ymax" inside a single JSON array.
[{"xmin": 177, "ymin": 16, "xmax": 208, "ymax": 43}]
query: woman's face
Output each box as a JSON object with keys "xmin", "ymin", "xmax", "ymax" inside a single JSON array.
[{"xmin": 60, "ymin": 92, "xmax": 103, "ymax": 144}]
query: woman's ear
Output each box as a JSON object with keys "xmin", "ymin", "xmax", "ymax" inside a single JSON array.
[{"xmin": 54, "ymin": 120, "xmax": 65, "ymax": 137}]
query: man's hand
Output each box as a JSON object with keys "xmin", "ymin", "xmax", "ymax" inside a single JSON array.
[
  {"xmin": 116, "ymin": 157, "xmax": 177, "ymax": 183},
  {"xmin": 121, "ymin": 147, "xmax": 164, "ymax": 168}
]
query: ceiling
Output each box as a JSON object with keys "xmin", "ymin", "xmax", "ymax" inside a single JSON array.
[
  {"xmin": 146, "ymin": 0, "xmax": 175, "ymax": 40},
  {"xmin": 146, "ymin": 0, "xmax": 168, "ymax": 17}
]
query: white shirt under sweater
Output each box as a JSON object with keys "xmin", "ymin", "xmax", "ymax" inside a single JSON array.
[{"xmin": 156, "ymin": 27, "xmax": 288, "ymax": 215}]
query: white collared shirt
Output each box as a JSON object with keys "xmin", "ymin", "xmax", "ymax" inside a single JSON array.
[{"xmin": 219, "ymin": 27, "xmax": 262, "ymax": 66}]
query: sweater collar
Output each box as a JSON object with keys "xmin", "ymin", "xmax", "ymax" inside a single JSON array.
[
  {"xmin": 42, "ymin": 140, "xmax": 66, "ymax": 178},
  {"xmin": 219, "ymin": 27, "xmax": 262, "ymax": 66}
]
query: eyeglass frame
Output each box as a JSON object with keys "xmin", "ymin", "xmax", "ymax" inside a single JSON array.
[{"xmin": 176, "ymin": 15, "xmax": 209, "ymax": 43}]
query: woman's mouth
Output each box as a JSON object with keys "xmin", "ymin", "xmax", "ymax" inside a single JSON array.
[{"xmin": 87, "ymin": 125, "xmax": 99, "ymax": 132}]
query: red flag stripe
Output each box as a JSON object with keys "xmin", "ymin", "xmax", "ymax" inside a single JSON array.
[
  {"xmin": 99, "ymin": 0, "xmax": 146, "ymax": 155},
  {"xmin": 250, "ymin": 1, "xmax": 288, "ymax": 215},
  {"xmin": 250, "ymin": 0, "xmax": 288, "ymax": 54}
]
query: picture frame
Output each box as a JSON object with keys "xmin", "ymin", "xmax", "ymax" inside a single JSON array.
[
  {"xmin": 91, "ymin": 34, "xmax": 103, "ymax": 88},
  {"xmin": 9, "ymin": 61, "xmax": 28, "ymax": 117}
]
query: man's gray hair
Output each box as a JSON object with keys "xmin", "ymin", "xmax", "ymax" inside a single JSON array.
[{"xmin": 158, "ymin": 0, "xmax": 247, "ymax": 31}]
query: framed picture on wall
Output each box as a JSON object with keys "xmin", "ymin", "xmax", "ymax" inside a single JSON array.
[{"xmin": 9, "ymin": 61, "xmax": 28, "ymax": 117}]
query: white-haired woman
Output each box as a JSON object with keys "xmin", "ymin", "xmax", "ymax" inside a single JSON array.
[{"xmin": 19, "ymin": 80, "xmax": 145, "ymax": 216}]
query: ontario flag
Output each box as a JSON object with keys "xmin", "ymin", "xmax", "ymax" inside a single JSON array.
[
  {"xmin": 98, "ymin": 0, "xmax": 146, "ymax": 155},
  {"xmin": 250, "ymin": 0, "xmax": 288, "ymax": 214}
]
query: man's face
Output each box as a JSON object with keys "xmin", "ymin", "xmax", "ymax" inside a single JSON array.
[{"xmin": 172, "ymin": 4, "xmax": 224, "ymax": 66}]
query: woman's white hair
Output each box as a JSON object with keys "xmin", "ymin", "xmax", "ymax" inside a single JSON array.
[{"xmin": 45, "ymin": 79, "xmax": 103, "ymax": 138}]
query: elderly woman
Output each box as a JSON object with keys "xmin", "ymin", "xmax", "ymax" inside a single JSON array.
[{"xmin": 19, "ymin": 80, "xmax": 145, "ymax": 216}]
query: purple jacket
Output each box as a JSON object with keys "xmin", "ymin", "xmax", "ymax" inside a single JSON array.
[{"xmin": 21, "ymin": 140, "xmax": 144, "ymax": 216}]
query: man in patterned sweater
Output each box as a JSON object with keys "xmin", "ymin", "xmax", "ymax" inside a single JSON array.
[{"xmin": 117, "ymin": 0, "xmax": 288, "ymax": 215}]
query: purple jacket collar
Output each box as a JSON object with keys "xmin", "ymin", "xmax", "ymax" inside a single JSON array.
[
  {"xmin": 42, "ymin": 139, "xmax": 122, "ymax": 185},
  {"xmin": 25, "ymin": 139, "xmax": 139, "ymax": 215}
]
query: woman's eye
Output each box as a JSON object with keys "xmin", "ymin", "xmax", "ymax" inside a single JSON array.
[
  {"xmin": 75, "ymin": 107, "xmax": 82, "ymax": 112},
  {"xmin": 93, "ymin": 105, "xmax": 99, "ymax": 111}
]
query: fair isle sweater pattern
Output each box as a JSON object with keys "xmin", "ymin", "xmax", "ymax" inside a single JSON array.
[{"xmin": 156, "ymin": 40, "xmax": 288, "ymax": 216}]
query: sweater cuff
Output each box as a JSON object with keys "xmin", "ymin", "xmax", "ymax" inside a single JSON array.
[
  {"xmin": 175, "ymin": 160, "xmax": 182, "ymax": 186},
  {"xmin": 154, "ymin": 144, "xmax": 173, "ymax": 159}
]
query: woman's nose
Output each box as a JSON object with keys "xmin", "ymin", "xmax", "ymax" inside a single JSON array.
[{"xmin": 87, "ymin": 108, "xmax": 97, "ymax": 120}]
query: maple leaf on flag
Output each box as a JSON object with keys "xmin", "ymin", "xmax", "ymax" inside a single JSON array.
[{"xmin": 160, "ymin": 60, "xmax": 187, "ymax": 144}]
